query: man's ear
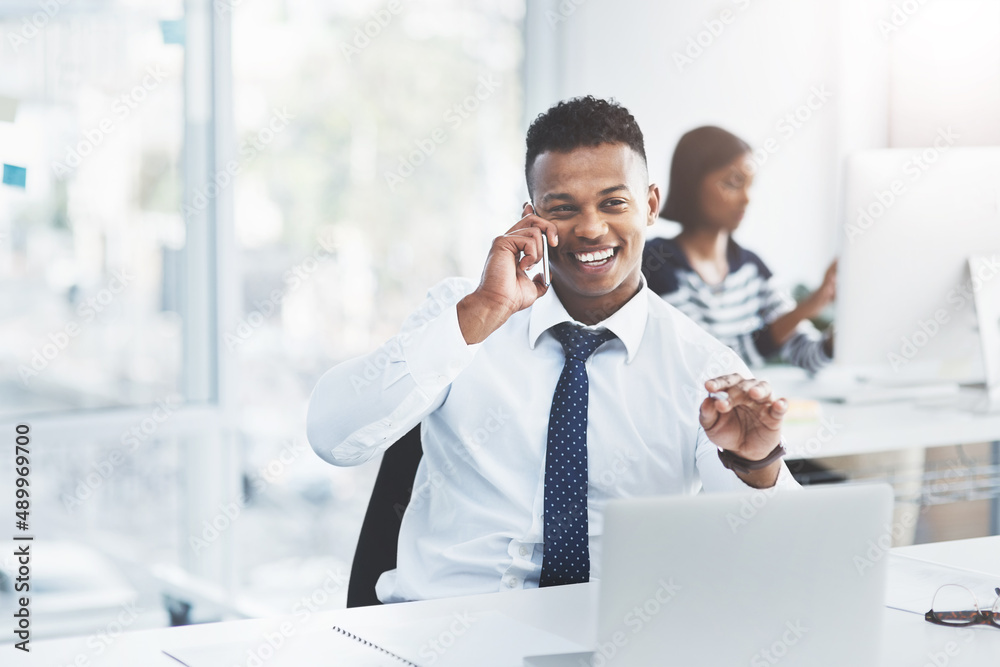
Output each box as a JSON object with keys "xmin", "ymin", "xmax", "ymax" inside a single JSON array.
[{"xmin": 646, "ymin": 183, "xmax": 661, "ymax": 226}]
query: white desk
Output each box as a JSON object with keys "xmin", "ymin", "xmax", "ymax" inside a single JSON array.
[
  {"xmin": 760, "ymin": 366, "xmax": 1000, "ymax": 459},
  {"xmin": 11, "ymin": 536, "xmax": 1000, "ymax": 667},
  {"xmin": 764, "ymin": 365, "xmax": 1000, "ymax": 533}
]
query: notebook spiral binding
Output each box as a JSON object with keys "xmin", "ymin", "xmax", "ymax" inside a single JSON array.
[{"xmin": 331, "ymin": 626, "xmax": 421, "ymax": 666}]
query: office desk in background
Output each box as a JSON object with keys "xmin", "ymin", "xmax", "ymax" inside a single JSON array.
[
  {"xmin": 10, "ymin": 536, "xmax": 1000, "ymax": 666},
  {"xmin": 762, "ymin": 366, "xmax": 1000, "ymax": 459},
  {"xmin": 765, "ymin": 365, "xmax": 1000, "ymax": 535}
]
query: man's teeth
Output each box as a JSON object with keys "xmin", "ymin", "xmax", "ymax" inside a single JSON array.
[{"xmin": 575, "ymin": 248, "xmax": 615, "ymax": 263}]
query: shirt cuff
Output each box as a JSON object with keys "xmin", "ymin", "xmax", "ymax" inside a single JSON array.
[{"xmin": 402, "ymin": 297, "xmax": 481, "ymax": 397}]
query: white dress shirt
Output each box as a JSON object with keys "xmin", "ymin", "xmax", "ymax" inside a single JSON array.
[{"xmin": 307, "ymin": 276, "xmax": 797, "ymax": 603}]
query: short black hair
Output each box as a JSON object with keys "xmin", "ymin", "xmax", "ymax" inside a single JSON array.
[
  {"xmin": 660, "ymin": 125, "xmax": 751, "ymax": 230},
  {"xmin": 524, "ymin": 96, "xmax": 647, "ymax": 197}
]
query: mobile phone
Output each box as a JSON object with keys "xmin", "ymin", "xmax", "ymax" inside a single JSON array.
[
  {"xmin": 529, "ymin": 201, "xmax": 551, "ymax": 287},
  {"xmin": 541, "ymin": 235, "xmax": 551, "ymax": 287}
]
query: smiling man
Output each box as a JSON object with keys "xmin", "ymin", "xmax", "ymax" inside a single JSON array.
[{"xmin": 307, "ymin": 96, "xmax": 797, "ymax": 603}]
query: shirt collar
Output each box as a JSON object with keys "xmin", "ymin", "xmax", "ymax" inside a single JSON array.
[{"xmin": 528, "ymin": 275, "xmax": 649, "ymax": 363}]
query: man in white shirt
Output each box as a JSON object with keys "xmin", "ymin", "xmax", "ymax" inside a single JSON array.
[{"xmin": 307, "ymin": 96, "xmax": 797, "ymax": 603}]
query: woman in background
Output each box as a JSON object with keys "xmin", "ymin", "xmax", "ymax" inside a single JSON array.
[
  {"xmin": 646, "ymin": 127, "xmax": 923, "ymax": 548},
  {"xmin": 642, "ymin": 125, "xmax": 836, "ymax": 373}
]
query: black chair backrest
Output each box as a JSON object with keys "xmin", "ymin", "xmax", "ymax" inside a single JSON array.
[{"xmin": 346, "ymin": 425, "xmax": 423, "ymax": 608}]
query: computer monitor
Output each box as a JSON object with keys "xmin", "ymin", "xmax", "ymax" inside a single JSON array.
[
  {"xmin": 971, "ymin": 254, "xmax": 1000, "ymax": 400},
  {"xmin": 835, "ymin": 147, "xmax": 1000, "ymax": 385}
]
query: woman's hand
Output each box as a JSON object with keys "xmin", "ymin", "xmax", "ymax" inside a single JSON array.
[
  {"xmin": 803, "ymin": 259, "xmax": 837, "ymax": 318},
  {"xmin": 768, "ymin": 259, "xmax": 837, "ymax": 345}
]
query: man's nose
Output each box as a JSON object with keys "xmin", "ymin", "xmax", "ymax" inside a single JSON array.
[{"xmin": 572, "ymin": 208, "xmax": 607, "ymax": 239}]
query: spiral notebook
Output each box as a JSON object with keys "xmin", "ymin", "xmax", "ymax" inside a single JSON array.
[{"xmin": 162, "ymin": 610, "xmax": 586, "ymax": 667}]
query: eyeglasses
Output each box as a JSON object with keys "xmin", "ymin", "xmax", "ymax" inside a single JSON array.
[{"xmin": 925, "ymin": 584, "xmax": 1000, "ymax": 628}]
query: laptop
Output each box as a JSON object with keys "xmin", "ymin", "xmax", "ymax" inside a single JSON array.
[{"xmin": 528, "ymin": 483, "xmax": 894, "ymax": 666}]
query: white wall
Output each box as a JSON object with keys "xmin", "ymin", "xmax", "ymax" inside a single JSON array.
[
  {"xmin": 524, "ymin": 0, "xmax": 893, "ymax": 288},
  {"xmin": 888, "ymin": 0, "xmax": 1000, "ymax": 148}
]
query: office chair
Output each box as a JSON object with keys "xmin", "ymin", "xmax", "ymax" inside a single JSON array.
[{"xmin": 346, "ymin": 424, "xmax": 423, "ymax": 608}]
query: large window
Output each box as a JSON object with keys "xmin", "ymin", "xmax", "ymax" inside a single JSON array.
[
  {"xmin": 227, "ymin": 0, "xmax": 526, "ymax": 608},
  {"xmin": 0, "ymin": 1, "xmax": 192, "ymax": 417},
  {"xmin": 0, "ymin": 0, "xmax": 526, "ymax": 638},
  {"xmin": 0, "ymin": 0, "xmax": 199, "ymax": 641}
]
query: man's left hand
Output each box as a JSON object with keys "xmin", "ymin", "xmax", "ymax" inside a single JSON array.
[{"xmin": 698, "ymin": 374, "xmax": 787, "ymax": 460}]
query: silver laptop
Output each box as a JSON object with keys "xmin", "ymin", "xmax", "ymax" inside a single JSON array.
[{"xmin": 586, "ymin": 483, "xmax": 894, "ymax": 666}]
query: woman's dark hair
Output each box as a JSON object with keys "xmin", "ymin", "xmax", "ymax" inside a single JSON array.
[
  {"xmin": 525, "ymin": 95, "xmax": 647, "ymax": 197},
  {"xmin": 660, "ymin": 126, "xmax": 750, "ymax": 230}
]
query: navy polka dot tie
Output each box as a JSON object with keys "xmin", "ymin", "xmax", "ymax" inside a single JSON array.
[{"xmin": 539, "ymin": 322, "xmax": 617, "ymax": 588}]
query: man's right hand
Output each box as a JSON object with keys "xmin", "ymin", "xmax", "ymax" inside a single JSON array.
[{"xmin": 457, "ymin": 203, "xmax": 559, "ymax": 345}]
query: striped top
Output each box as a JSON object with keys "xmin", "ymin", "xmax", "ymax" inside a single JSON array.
[{"xmin": 642, "ymin": 236, "xmax": 830, "ymax": 373}]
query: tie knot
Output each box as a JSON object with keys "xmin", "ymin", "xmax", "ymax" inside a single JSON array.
[{"xmin": 550, "ymin": 322, "xmax": 617, "ymax": 362}]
